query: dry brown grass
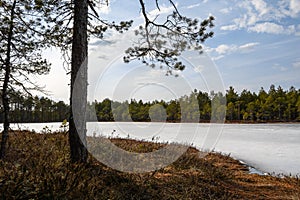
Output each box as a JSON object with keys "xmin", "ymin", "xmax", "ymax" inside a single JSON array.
[{"xmin": 0, "ymin": 131, "xmax": 299, "ymax": 199}]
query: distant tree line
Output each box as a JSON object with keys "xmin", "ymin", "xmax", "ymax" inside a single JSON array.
[
  {"xmin": 1, "ymin": 85, "xmax": 300, "ymax": 123},
  {"xmin": 225, "ymin": 85, "xmax": 300, "ymax": 122},
  {"xmin": 87, "ymin": 85, "xmax": 300, "ymax": 123},
  {"xmin": 0, "ymin": 92, "xmax": 69, "ymax": 123},
  {"xmin": 86, "ymin": 89, "xmax": 215, "ymax": 122}
]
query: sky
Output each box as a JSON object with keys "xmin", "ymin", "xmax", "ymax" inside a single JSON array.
[{"xmin": 38, "ymin": 0, "xmax": 300, "ymax": 103}]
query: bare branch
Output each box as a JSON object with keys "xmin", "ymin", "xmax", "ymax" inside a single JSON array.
[
  {"xmin": 168, "ymin": 0, "xmax": 181, "ymax": 17},
  {"xmin": 155, "ymin": 0, "xmax": 160, "ymax": 11},
  {"xmin": 126, "ymin": 0, "xmax": 214, "ymax": 75},
  {"xmin": 88, "ymin": 0, "xmax": 99, "ymax": 18}
]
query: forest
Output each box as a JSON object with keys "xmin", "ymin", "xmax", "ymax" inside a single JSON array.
[
  {"xmin": 0, "ymin": 92, "xmax": 69, "ymax": 123},
  {"xmin": 1, "ymin": 84, "xmax": 300, "ymax": 123}
]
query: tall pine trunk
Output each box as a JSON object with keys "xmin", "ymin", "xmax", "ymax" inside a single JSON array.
[
  {"xmin": 69, "ymin": 0, "xmax": 89, "ymax": 163},
  {"xmin": 0, "ymin": 0, "xmax": 17, "ymax": 159}
]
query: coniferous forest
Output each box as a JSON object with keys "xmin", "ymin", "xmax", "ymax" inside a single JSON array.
[
  {"xmin": 0, "ymin": 92, "xmax": 69, "ymax": 123},
  {"xmin": 2, "ymin": 84, "xmax": 300, "ymax": 123}
]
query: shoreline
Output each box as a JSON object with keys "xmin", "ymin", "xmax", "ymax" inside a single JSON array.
[
  {"xmin": 3, "ymin": 120, "xmax": 300, "ymax": 124},
  {"xmin": 1, "ymin": 131, "xmax": 300, "ymax": 199},
  {"xmin": 0, "ymin": 122, "xmax": 299, "ymax": 176}
]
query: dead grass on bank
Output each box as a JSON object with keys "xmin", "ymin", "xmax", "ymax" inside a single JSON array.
[{"xmin": 0, "ymin": 131, "xmax": 299, "ymax": 199}]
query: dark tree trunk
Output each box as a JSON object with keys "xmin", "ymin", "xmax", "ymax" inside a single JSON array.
[
  {"xmin": 69, "ymin": 0, "xmax": 88, "ymax": 163},
  {"xmin": 0, "ymin": 0, "xmax": 16, "ymax": 159}
]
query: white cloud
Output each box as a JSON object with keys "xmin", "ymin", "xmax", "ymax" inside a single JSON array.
[
  {"xmin": 220, "ymin": 7, "xmax": 232, "ymax": 14},
  {"xmin": 98, "ymin": 3, "xmax": 111, "ymax": 14},
  {"xmin": 212, "ymin": 42, "xmax": 260, "ymax": 57},
  {"xmin": 251, "ymin": 0, "xmax": 269, "ymax": 16},
  {"xmin": 187, "ymin": 3, "xmax": 201, "ymax": 9},
  {"xmin": 287, "ymin": 25, "xmax": 296, "ymax": 34},
  {"xmin": 247, "ymin": 14, "xmax": 259, "ymax": 26},
  {"xmin": 293, "ymin": 61, "xmax": 300, "ymax": 68},
  {"xmin": 290, "ymin": 0, "xmax": 300, "ymax": 16},
  {"xmin": 239, "ymin": 42, "xmax": 260, "ymax": 51},
  {"xmin": 276, "ymin": 0, "xmax": 300, "ymax": 18},
  {"xmin": 147, "ymin": 4, "xmax": 175, "ymax": 20},
  {"xmin": 233, "ymin": 14, "xmax": 248, "ymax": 28},
  {"xmin": 215, "ymin": 44, "xmax": 234, "ymax": 55},
  {"xmin": 249, "ymin": 22, "xmax": 284, "ymax": 34},
  {"xmin": 220, "ymin": 0, "xmax": 300, "ymax": 35},
  {"xmin": 220, "ymin": 24, "xmax": 238, "ymax": 31},
  {"xmin": 248, "ymin": 22, "xmax": 296, "ymax": 34}
]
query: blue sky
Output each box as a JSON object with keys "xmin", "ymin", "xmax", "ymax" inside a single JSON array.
[{"xmin": 40, "ymin": 0, "xmax": 300, "ymax": 102}]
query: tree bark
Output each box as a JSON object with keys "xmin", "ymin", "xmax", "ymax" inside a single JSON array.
[{"xmin": 69, "ymin": 0, "xmax": 89, "ymax": 163}]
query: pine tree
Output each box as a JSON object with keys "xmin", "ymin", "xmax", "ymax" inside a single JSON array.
[
  {"xmin": 0, "ymin": 0, "xmax": 51, "ymax": 159},
  {"xmin": 48, "ymin": 0, "xmax": 214, "ymax": 162}
]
